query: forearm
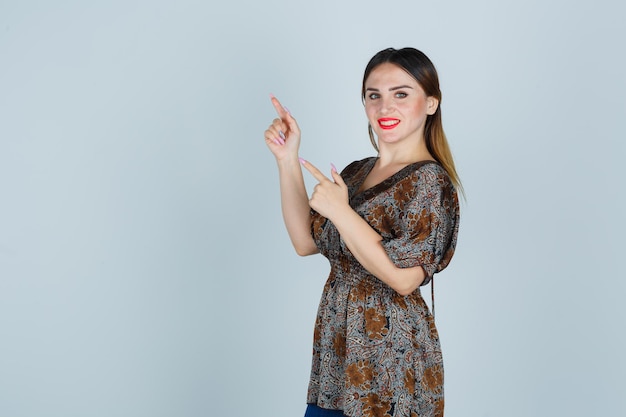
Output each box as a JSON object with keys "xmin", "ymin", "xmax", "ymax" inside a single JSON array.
[
  {"xmin": 277, "ymin": 157, "xmax": 319, "ymax": 256},
  {"xmin": 331, "ymin": 207, "xmax": 425, "ymax": 295}
]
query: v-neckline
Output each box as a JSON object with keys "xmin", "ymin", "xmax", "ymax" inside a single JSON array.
[{"xmin": 351, "ymin": 157, "xmax": 439, "ymax": 205}]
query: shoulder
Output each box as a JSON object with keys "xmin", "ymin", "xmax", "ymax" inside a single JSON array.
[
  {"xmin": 411, "ymin": 161, "xmax": 453, "ymax": 189},
  {"xmin": 413, "ymin": 161, "xmax": 448, "ymax": 177},
  {"xmin": 401, "ymin": 162, "xmax": 457, "ymax": 204}
]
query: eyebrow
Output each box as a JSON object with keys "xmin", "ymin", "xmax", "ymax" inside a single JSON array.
[{"xmin": 365, "ymin": 85, "xmax": 414, "ymax": 92}]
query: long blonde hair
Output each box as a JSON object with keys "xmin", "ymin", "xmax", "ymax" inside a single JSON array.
[{"xmin": 362, "ymin": 48, "xmax": 464, "ymax": 197}]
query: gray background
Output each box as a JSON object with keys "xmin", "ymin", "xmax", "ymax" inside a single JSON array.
[{"xmin": 1, "ymin": 0, "xmax": 624, "ymax": 416}]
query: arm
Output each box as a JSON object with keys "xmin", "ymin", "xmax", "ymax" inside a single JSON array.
[
  {"xmin": 330, "ymin": 206, "xmax": 426, "ymax": 295},
  {"xmin": 265, "ymin": 96, "xmax": 318, "ymax": 256},
  {"xmin": 301, "ymin": 160, "xmax": 424, "ymax": 295},
  {"xmin": 276, "ymin": 156, "xmax": 319, "ymax": 256}
]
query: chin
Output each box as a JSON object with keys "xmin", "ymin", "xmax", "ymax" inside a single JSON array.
[{"xmin": 377, "ymin": 135, "xmax": 401, "ymax": 144}]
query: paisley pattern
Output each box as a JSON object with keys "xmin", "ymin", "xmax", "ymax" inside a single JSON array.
[{"xmin": 307, "ymin": 157, "xmax": 459, "ymax": 417}]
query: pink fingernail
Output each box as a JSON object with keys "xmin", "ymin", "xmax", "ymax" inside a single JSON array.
[
  {"xmin": 269, "ymin": 93, "xmax": 275, "ymax": 99},
  {"xmin": 298, "ymin": 157, "xmax": 306, "ymax": 165},
  {"xmin": 277, "ymin": 137, "xmax": 285, "ymax": 145},
  {"xmin": 272, "ymin": 138, "xmax": 280, "ymax": 145},
  {"xmin": 331, "ymin": 163, "xmax": 337, "ymax": 173}
]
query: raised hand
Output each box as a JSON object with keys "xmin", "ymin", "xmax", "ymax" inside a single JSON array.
[
  {"xmin": 264, "ymin": 95, "xmax": 301, "ymax": 161},
  {"xmin": 300, "ymin": 159, "xmax": 350, "ymax": 221}
]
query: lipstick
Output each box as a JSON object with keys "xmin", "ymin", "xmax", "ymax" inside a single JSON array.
[{"xmin": 378, "ymin": 118, "xmax": 400, "ymax": 130}]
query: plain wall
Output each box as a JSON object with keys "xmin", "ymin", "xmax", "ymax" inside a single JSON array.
[{"xmin": 1, "ymin": 1, "xmax": 625, "ymax": 416}]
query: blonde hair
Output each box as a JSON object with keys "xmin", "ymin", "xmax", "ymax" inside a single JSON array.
[{"xmin": 363, "ymin": 48, "xmax": 464, "ymax": 197}]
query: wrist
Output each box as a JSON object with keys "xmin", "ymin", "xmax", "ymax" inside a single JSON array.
[
  {"xmin": 328, "ymin": 202, "xmax": 354, "ymax": 224},
  {"xmin": 276, "ymin": 154, "xmax": 302, "ymax": 169}
]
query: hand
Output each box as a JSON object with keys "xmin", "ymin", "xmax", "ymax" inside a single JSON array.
[
  {"xmin": 300, "ymin": 159, "xmax": 350, "ymax": 221},
  {"xmin": 264, "ymin": 95, "xmax": 301, "ymax": 161}
]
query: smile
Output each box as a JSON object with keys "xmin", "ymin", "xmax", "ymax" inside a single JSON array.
[{"xmin": 378, "ymin": 118, "xmax": 400, "ymax": 130}]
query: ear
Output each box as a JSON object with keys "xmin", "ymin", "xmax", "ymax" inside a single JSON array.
[{"xmin": 426, "ymin": 96, "xmax": 439, "ymax": 115}]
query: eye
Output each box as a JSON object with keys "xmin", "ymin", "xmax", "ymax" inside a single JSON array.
[
  {"xmin": 395, "ymin": 92, "xmax": 408, "ymax": 98},
  {"xmin": 368, "ymin": 93, "xmax": 380, "ymax": 100}
]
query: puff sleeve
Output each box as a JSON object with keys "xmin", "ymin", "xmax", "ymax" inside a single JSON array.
[{"xmin": 379, "ymin": 164, "xmax": 459, "ymax": 286}]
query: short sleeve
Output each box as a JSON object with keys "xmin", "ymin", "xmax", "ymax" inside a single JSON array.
[{"xmin": 380, "ymin": 165, "xmax": 459, "ymax": 286}]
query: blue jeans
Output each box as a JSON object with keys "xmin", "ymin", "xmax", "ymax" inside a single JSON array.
[{"xmin": 304, "ymin": 404, "xmax": 347, "ymax": 417}]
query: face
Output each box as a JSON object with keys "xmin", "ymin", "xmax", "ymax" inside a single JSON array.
[{"xmin": 364, "ymin": 63, "xmax": 438, "ymax": 147}]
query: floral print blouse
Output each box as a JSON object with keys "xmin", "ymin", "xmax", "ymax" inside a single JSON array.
[{"xmin": 307, "ymin": 157, "xmax": 459, "ymax": 417}]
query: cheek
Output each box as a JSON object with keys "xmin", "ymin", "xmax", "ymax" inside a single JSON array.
[{"xmin": 403, "ymin": 100, "xmax": 427, "ymax": 118}]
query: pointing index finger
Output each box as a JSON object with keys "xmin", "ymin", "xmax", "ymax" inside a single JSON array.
[
  {"xmin": 270, "ymin": 94, "xmax": 288, "ymax": 119},
  {"xmin": 299, "ymin": 158, "xmax": 329, "ymax": 183}
]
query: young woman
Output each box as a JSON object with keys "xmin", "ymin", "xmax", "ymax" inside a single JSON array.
[{"xmin": 264, "ymin": 47, "xmax": 461, "ymax": 417}]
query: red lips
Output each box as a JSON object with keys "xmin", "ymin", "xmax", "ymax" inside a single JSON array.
[{"xmin": 378, "ymin": 118, "xmax": 400, "ymax": 130}]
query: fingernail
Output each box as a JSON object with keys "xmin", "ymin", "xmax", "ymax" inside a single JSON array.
[
  {"xmin": 279, "ymin": 130, "xmax": 286, "ymax": 140},
  {"xmin": 298, "ymin": 157, "xmax": 306, "ymax": 165},
  {"xmin": 269, "ymin": 93, "xmax": 275, "ymax": 99},
  {"xmin": 330, "ymin": 163, "xmax": 337, "ymax": 173},
  {"xmin": 278, "ymin": 137, "xmax": 285, "ymax": 145},
  {"xmin": 272, "ymin": 138, "xmax": 280, "ymax": 146},
  {"xmin": 284, "ymin": 106, "xmax": 291, "ymax": 114}
]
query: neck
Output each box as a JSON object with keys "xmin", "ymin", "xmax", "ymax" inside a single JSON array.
[{"xmin": 376, "ymin": 141, "xmax": 433, "ymax": 168}]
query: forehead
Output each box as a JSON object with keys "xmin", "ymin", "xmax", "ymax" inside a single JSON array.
[{"xmin": 365, "ymin": 62, "xmax": 419, "ymax": 87}]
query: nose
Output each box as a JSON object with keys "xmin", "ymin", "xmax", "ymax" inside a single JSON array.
[{"xmin": 379, "ymin": 96, "xmax": 395, "ymax": 115}]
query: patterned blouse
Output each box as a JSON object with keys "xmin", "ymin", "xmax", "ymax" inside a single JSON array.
[{"xmin": 307, "ymin": 157, "xmax": 459, "ymax": 417}]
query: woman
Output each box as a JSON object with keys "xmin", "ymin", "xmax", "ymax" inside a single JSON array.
[{"xmin": 264, "ymin": 47, "xmax": 460, "ymax": 417}]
